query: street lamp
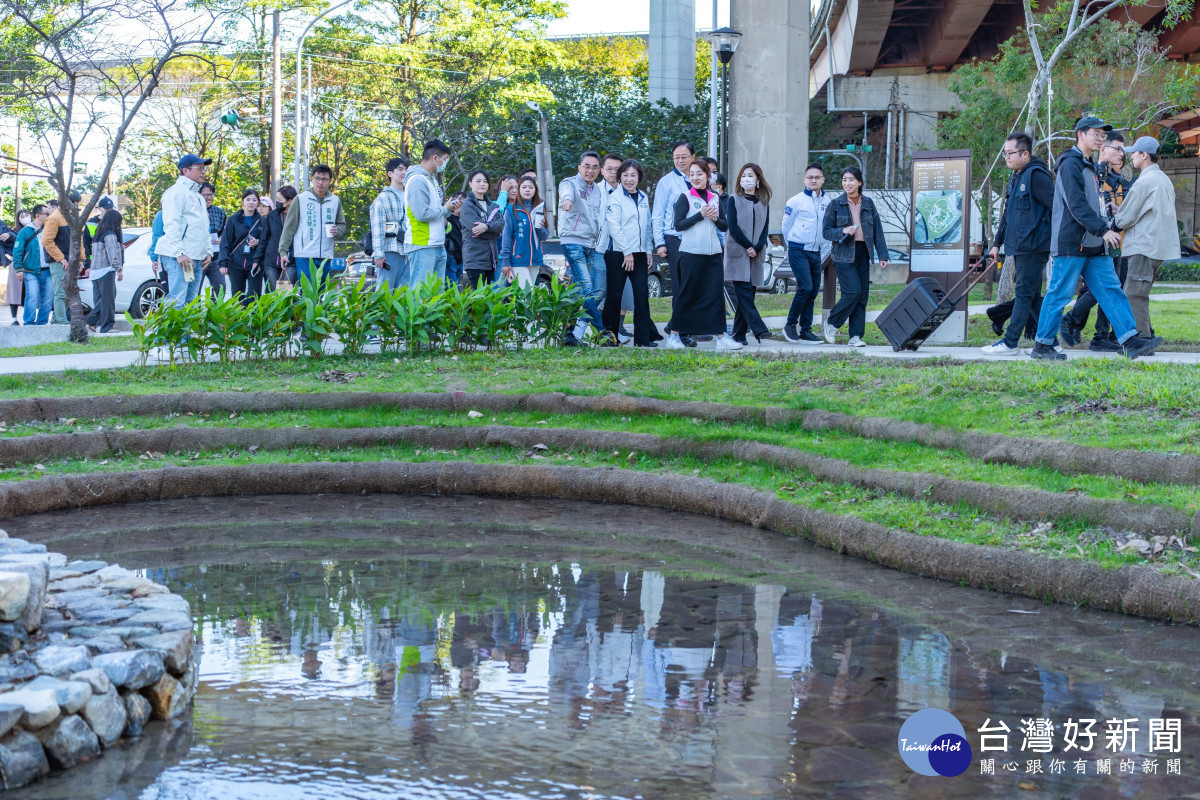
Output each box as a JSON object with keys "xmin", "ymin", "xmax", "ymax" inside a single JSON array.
[
  {"xmin": 706, "ymin": 27, "xmax": 742, "ymax": 177},
  {"xmin": 293, "ymin": 0, "xmax": 356, "ymax": 189},
  {"xmin": 527, "ymin": 101, "xmax": 556, "ymax": 229}
]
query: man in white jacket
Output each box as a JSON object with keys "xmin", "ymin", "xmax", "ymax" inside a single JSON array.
[
  {"xmin": 780, "ymin": 164, "xmax": 832, "ymax": 343},
  {"xmin": 1113, "ymin": 136, "xmax": 1181, "ymax": 339},
  {"xmin": 157, "ymin": 154, "xmax": 213, "ymax": 308}
]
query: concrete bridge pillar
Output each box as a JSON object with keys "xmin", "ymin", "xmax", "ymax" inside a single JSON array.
[
  {"xmin": 727, "ymin": 0, "xmax": 810, "ymax": 225},
  {"xmin": 649, "ymin": 0, "xmax": 697, "ymax": 107}
]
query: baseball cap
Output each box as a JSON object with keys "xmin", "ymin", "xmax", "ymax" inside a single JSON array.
[
  {"xmin": 1074, "ymin": 116, "xmax": 1113, "ymax": 132},
  {"xmin": 177, "ymin": 153, "xmax": 213, "ymax": 170},
  {"xmin": 1124, "ymin": 136, "xmax": 1160, "ymax": 155},
  {"xmin": 97, "ymin": 196, "xmax": 114, "ymax": 209}
]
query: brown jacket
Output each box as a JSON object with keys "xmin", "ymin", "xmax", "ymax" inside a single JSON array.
[{"xmin": 40, "ymin": 209, "xmax": 74, "ymax": 263}]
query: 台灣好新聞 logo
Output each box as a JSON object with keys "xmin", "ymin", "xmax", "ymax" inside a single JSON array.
[{"xmin": 898, "ymin": 708, "xmax": 973, "ymax": 777}]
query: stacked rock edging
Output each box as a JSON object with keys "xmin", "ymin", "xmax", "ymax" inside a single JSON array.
[{"xmin": 0, "ymin": 532, "xmax": 196, "ymax": 790}]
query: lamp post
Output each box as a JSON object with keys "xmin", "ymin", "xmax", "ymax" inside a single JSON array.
[
  {"xmin": 527, "ymin": 100, "xmax": 556, "ymax": 230},
  {"xmin": 706, "ymin": 27, "xmax": 741, "ymax": 178},
  {"xmin": 293, "ymin": 0, "xmax": 356, "ymax": 189}
]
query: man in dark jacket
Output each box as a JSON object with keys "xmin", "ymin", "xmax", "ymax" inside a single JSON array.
[
  {"xmin": 1031, "ymin": 116, "xmax": 1161, "ymax": 361},
  {"xmin": 1061, "ymin": 130, "xmax": 1131, "ymax": 350},
  {"xmin": 981, "ymin": 131, "xmax": 1053, "ymax": 356}
]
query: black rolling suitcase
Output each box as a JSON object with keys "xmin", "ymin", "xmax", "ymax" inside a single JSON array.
[{"xmin": 875, "ymin": 263, "xmax": 992, "ymax": 352}]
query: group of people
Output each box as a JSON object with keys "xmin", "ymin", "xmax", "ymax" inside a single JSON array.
[
  {"xmin": 4, "ymin": 193, "xmax": 127, "ymax": 332},
  {"xmin": 982, "ymin": 117, "xmax": 1175, "ymax": 360}
]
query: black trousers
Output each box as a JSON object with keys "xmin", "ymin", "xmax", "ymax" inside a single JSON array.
[
  {"xmin": 228, "ymin": 268, "xmax": 264, "ymax": 306},
  {"xmin": 1067, "ymin": 256, "xmax": 1127, "ymax": 338},
  {"xmin": 726, "ymin": 280, "xmax": 768, "ymax": 340},
  {"xmin": 826, "ymin": 243, "xmax": 870, "ymax": 338},
  {"xmin": 83, "ymin": 270, "xmax": 116, "ymax": 332},
  {"xmin": 465, "ymin": 269, "xmax": 494, "ymax": 289},
  {"xmin": 203, "ymin": 261, "xmax": 225, "ymax": 301},
  {"xmin": 785, "ymin": 246, "xmax": 823, "ymax": 332},
  {"xmin": 664, "ymin": 235, "xmax": 682, "ymax": 309},
  {"xmin": 603, "ymin": 253, "xmax": 654, "ymax": 346},
  {"xmin": 997, "ymin": 253, "xmax": 1047, "ymax": 347}
]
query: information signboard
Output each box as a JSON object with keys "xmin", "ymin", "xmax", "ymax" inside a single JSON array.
[{"xmin": 908, "ymin": 150, "xmax": 972, "ymax": 342}]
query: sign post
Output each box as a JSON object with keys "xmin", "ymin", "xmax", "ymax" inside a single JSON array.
[{"xmin": 908, "ymin": 150, "xmax": 972, "ymax": 343}]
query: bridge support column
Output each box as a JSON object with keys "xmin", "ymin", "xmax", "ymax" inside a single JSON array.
[
  {"xmin": 649, "ymin": 0, "xmax": 697, "ymax": 107},
  {"xmin": 728, "ymin": 0, "xmax": 810, "ymax": 224}
]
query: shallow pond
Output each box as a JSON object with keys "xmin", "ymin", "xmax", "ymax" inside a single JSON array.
[{"xmin": 6, "ymin": 494, "xmax": 1200, "ymax": 799}]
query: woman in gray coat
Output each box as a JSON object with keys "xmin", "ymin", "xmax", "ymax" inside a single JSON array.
[
  {"xmin": 459, "ymin": 170, "xmax": 505, "ymax": 289},
  {"xmin": 723, "ymin": 163, "xmax": 772, "ymax": 344},
  {"xmin": 84, "ymin": 209, "xmax": 123, "ymax": 333}
]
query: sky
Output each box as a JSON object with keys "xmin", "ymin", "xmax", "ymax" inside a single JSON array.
[{"xmin": 547, "ymin": 0, "xmax": 730, "ymax": 37}]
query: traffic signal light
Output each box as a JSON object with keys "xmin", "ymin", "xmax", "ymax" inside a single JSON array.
[{"xmin": 219, "ymin": 110, "xmax": 240, "ymax": 127}]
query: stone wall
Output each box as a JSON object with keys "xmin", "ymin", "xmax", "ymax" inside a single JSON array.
[{"xmin": 0, "ymin": 531, "xmax": 196, "ymax": 790}]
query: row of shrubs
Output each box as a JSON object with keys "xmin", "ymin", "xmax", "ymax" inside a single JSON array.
[
  {"xmin": 1159, "ymin": 260, "xmax": 1200, "ymax": 282},
  {"xmin": 127, "ymin": 275, "xmax": 590, "ymax": 365}
]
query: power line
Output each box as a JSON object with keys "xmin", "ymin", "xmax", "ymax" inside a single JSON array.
[
  {"xmin": 305, "ymin": 34, "xmax": 476, "ymax": 61},
  {"xmin": 301, "ymin": 50, "xmax": 469, "ymax": 76}
]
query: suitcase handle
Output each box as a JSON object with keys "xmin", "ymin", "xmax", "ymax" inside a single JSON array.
[{"xmin": 940, "ymin": 257, "xmax": 997, "ymax": 308}]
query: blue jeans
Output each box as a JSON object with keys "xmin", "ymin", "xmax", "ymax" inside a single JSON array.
[
  {"xmin": 562, "ymin": 243, "xmax": 607, "ymax": 307},
  {"xmin": 561, "ymin": 243, "xmax": 605, "ymax": 330},
  {"xmin": 295, "ymin": 257, "xmax": 330, "ymax": 288},
  {"xmin": 380, "ymin": 252, "xmax": 407, "ymax": 290},
  {"xmin": 1036, "ymin": 255, "xmax": 1137, "ymax": 345},
  {"xmin": 445, "ymin": 254, "xmax": 462, "ymax": 287},
  {"xmin": 407, "ymin": 247, "xmax": 446, "ymax": 288},
  {"xmin": 161, "ymin": 256, "xmax": 202, "ymax": 308},
  {"xmin": 22, "ymin": 270, "xmax": 52, "ymax": 324},
  {"xmin": 785, "ymin": 246, "xmax": 823, "ymax": 331}
]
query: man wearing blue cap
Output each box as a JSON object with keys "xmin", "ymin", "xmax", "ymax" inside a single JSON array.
[
  {"xmin": 157, "ymin": 154, "xmax": 213, "ymax": 308},
  {"xmin": 1031, "ymin": 116, "xmax": 1162, "ymax": 360},
  {"xmin": 1112, "ymin": 136, "xmax": 1180, "ymax": 341}
]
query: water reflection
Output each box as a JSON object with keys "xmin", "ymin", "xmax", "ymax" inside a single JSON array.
[{"xmin": 6, "ymin": 496, "xmax": 1200, "ymax": 799}]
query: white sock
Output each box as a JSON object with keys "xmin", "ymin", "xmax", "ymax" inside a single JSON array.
[{"xmin": 574, "ymin": 319, "xmax": 589, "ymax": 339}]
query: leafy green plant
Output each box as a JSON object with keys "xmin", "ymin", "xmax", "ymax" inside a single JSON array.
[
  {"xmin": 330, "ymin": 277, "xmax": 381, "ymax": 357},
  {"xmin": 292, "ymin": 273, "xmax": 334, "ymax": 357},
  {"xmin": 204, "ymin": 293, "xmax": 250, "ymax": 363},
  {"xmin": 247, "ymin": 289, "xmax": 295, "ymax": 360},
  {"xmin": 525, "ymin": 277, "xmax": 588, "ymax": 348}
]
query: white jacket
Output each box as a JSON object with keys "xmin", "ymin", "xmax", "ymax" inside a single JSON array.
[
  {"xmin": 782, "ymin": 190, "xmax": 832, "ymax": 256},
  {"xmin": 1112, "ymin": 164, "xmax": 1181, "ymax": 262},
  {"xmin": 157, "ymin": 175, "xmax": 211, "ymax": 261},
  {"xmin": 605, "ymin": 188, "xmax": 653, "ymax": 256}
]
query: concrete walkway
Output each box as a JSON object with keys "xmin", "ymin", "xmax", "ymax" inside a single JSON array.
[{"xmin": 0, "ymin": 290, "xmax": 1196, "ymax": 376}]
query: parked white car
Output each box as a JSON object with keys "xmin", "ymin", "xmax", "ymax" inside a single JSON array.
[{"xmin": 77, "ymin": 227, "xmax": 169, "ymax": 319}]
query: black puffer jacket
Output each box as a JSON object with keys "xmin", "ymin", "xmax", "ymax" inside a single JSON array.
[{"xmin": 217, "ymin": 211, "xmax": 268, "ymax": 272}]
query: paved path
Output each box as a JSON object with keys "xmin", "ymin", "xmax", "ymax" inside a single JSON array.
[{"xmin": 0, "ymin": 290, "xmax": 1196, "ymax": 376}]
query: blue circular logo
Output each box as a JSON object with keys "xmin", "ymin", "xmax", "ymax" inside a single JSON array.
[{"xmin": 897, "ymin": 709, "xmax": 972, "ymax": 777}]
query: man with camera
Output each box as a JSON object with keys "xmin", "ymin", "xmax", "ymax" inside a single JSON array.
[{"xmin": 1060, "ymin": 130, "xmax": 1130, "ymax": 351}]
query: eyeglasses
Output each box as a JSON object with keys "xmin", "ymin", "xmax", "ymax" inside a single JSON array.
[{"xmin": 1001, "ymin": 150, "xmax": 1025, "ymax": 157}]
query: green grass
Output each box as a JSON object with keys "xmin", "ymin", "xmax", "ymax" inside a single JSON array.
[
  {"xmin": 10, "ymin": 404, "xmax": 1194, "ymax": 514},
  {"xmin": 5, "ymin": 435, "xmax": 1189, "ymax": 573},
  {"xmin": 1, "ymin": 349, "xmax": 1197, "ymax": 453}
]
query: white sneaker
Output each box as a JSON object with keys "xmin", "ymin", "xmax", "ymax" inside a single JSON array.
[
  {"xmin": 573, "ymin": 319, "xmax": 589, "ymax": 340},
  {"xmin": 617, "ymin": 332, "xmax": 632, "ymax": 344},
  {"xmin": 661, "ymin": 333, "xmax": 685, "ymax": 350},
  {"xmin": 981, "ymin": 340, "xmax": 1020, "ymax": 356},
  {"xmin": 715, "ymin": 334, "xmax": 743, "ymax": 351},
  {"xmin": 822, "ymin": 321, "xmax": 838, "ymax": 344},
  {"xmin": 847, "ymin": 336, "xmax": 866, "ymax": 348}
]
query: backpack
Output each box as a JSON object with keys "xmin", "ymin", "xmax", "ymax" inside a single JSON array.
[{"xmin": 361, "ymin": 229, "xmax": 373, "ymax": 257}]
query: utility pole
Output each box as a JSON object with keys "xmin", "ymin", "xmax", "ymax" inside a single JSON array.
[
  {"xmin": 706, "ymin": 0, "xmax": 717, "ymax": 157},
  {"xmin": 13, "ymin": 121, "xmax": 21, "ymax": 215},
  {"xmin": 271, "ymin": 8, "xmax": 282, "ymax": 193}
]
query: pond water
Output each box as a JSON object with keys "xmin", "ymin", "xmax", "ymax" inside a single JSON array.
[{"xmin": 6, "ymin": 494, "xmax": 1200, "ymax": 799}]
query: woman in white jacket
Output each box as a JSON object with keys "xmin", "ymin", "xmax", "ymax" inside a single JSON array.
[{"xmin": 603, "ymin": 159, "xmax": 657, "ymax": 348}]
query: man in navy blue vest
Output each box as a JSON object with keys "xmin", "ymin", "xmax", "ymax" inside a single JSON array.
[{"xmin": 981, "ymin": 131, "xmax": 1054, "ymax": 356}]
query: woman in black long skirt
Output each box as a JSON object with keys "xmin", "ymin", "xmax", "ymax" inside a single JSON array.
[{"xmin": 662, "ymin": 159, "xmax": 742, "ymax": 351}]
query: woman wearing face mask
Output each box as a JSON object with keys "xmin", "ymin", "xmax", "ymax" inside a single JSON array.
[
  {"xmin": 498, "ymin": 176, "xmax": 548, "ymax": 289},
  {"xmin": 4, "ymin": 210, "xmax": 28, "ymax": 325},
  {"xmin": 662, "ymin": 158, "xmax": 740, "ymax": 351},
  {"xmin": 262, "ymin": 186, "xmax": 298, "ymax": 291},
  {"xmin": 821, "ymin": 166, "xmax": 888, "ymax": 346},
  {"xmin": 460, "ymin": 170, "xmax": 505, "ymax": 289},
  {"xmin": 723, "ymin": 163, "xmax": 773, "ymax": 344},
  {"xmin": 218, "ymin": 188, "xmax": 269, "ymax": 304},
  {"xmin": 603, "ymin": 159, "xmax": 656, "ymax": 348}
]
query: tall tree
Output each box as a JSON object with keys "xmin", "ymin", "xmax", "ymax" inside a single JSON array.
[{"xmin": 0, "ymin": 0, "xmax": 219, "ymax": 342}]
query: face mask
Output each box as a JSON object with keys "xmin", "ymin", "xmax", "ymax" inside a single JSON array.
[
  {"xmin": 740, "ymin": 176, "xmax": 757, "ymax": 192},
  {"xmin": 436, "ymin": 157, "xmax": 448, "ymax": 174}
]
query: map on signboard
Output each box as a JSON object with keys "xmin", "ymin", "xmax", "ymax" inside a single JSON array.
[{"xmin": 914, "ymin": 190, "xmax": 963, "ymax": 244}]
